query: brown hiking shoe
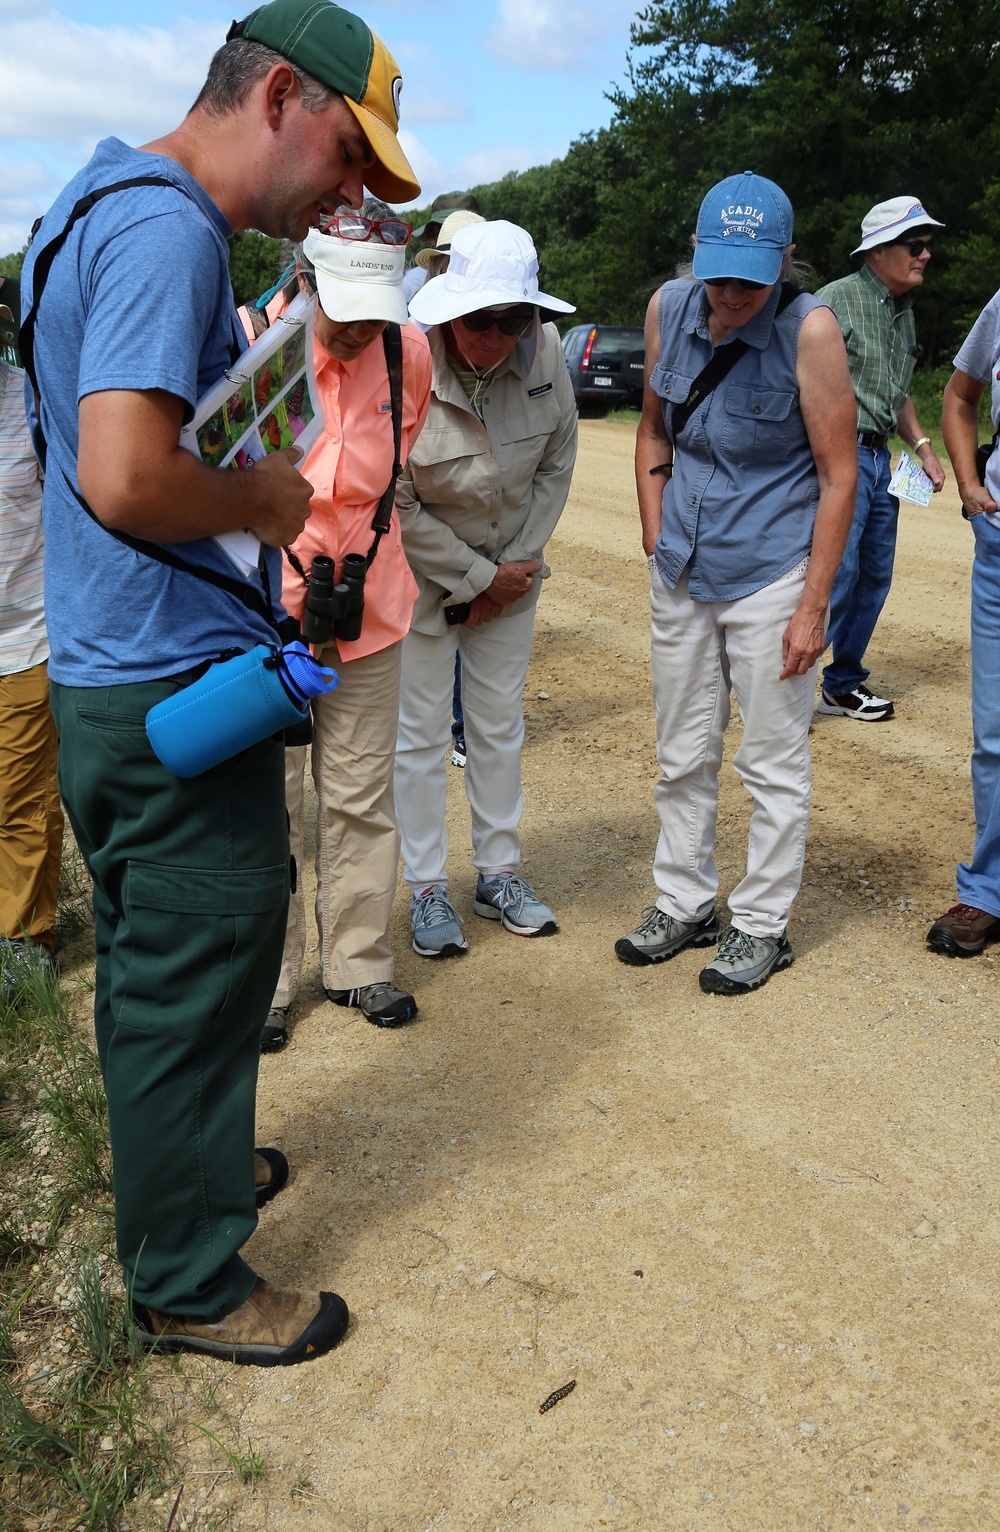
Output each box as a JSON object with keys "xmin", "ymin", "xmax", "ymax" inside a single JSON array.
[
  {"xmin": 926, "ymin": 903, "xmax": 1000, "ymax": 957},
  {"xmin": 132, "ymin": 1278, "xmax": 349, "ymax": 1367}
]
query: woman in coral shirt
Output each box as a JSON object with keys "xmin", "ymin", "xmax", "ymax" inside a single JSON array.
[{"xmin": 262, "ymin": 199, "xmax": 431, "ymax": 1049}]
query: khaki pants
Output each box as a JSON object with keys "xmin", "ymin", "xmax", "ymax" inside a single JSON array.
[
  {"xmin": 0, "ymin": 660, "xmax": 63, "ymax": 950},
  {"xmin": 274, "ymin": 639, "xmax": 403, "ymax": 1005}
]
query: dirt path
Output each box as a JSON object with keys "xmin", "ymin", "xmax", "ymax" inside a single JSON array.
[{"xmin": 157, "ymin": 420, "xmax": 999, "ymax": 1531}]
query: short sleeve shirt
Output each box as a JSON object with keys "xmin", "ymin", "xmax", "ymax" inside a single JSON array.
[
  {"xmin": 21, "ymin": 136, "xmax": 283, "ymax": 687},
  {"xmin": 954, "ymin": 289, "xmax": 1000, "ymax": 527},
  {"xmin": 816, "ymin": 264, "xmax": 917, "ymax": 437}
]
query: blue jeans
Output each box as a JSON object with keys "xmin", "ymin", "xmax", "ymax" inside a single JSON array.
[
  {"xmin": 822, "ymin": 444, "xmax": 898, "ymax": 694},
  {"xmin": 956, "ymin": 514, "xmax": 1000, "ymax": 918}
]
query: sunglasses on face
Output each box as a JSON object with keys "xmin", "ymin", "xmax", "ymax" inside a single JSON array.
[
  {"xmin": 320, "ymin": 214, "xmax": 412, "ymax": 247},
  {"xmin": 460, "ymin": 307, "xmax": 535, "ymax": 335},
  {"xmin": 703, "ymin": 276, "xmax": 767, "ymax": 292},
  {"xmin": 891, "ymin": 238, "xmax": 933, "ymax": 257}
]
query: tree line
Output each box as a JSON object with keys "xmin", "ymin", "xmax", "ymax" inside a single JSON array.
[{"xmin": 5, "ymin": 0, "xmax": 999, "ymax": 377}]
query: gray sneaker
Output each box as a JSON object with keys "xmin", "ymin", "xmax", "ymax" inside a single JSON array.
[
  {"xmin": 410, "ymin": 886, "xmax": 468, "ymax": 959},
  {"xmin": 615, "ymin": 906, "xmax": 720, "ymax": 966},
  {"xmin": 326, "ymin": 983, "xmax": 418, "ymax": 1028},
  {"xmin": 474, "ymin": 873, "xmax": 558, "ymax": 936},
  {"xmin": 0, "ymin": 938, "xmax": 56, "ymax": 1003},
  {"xmin": 698, "ymin": 926, "xmax": 794, "ymax": 995}
]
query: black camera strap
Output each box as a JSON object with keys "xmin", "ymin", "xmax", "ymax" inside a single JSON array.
[
  {"xmin": 366, "ymin": 322, "xmax": 404, "ymax": 567},
  {"xmin": 670, "ymin": 281, "xmax": 802, "ymax": 438},
  {"xmin": 21, "ymin": 176, "xmax": 279, "ymax": 633},
  {"xmin": 283, "ymin": 321, "xmax": 404, "ymax": 586}
]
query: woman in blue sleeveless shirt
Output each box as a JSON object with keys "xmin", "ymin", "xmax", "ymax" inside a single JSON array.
[{"xmin": 616, "ymin": 173, "xmax": 857, "ymax": 995}]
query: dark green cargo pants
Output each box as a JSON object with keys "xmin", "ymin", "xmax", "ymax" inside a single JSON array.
[{"xmin": 51, "ymin": 679, "xmax": 289, "ymax": 1320}]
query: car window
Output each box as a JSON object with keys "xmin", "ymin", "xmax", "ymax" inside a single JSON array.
[{"xmin": 591, "ymin": 328, "xmax": 644, "ymax": 359}]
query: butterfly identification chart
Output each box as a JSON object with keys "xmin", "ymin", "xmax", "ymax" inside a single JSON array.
[{"xmin": 180, "ymin": 290, "xmax": 322, "ymax": 575}]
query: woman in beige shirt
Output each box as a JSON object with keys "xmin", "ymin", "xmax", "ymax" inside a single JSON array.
[{"xmin": 395, "ymin": 220, "xmax": 578, "ymax": 958}]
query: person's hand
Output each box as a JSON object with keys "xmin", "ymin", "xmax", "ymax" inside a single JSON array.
[
  {"xmin": 780, "ymin": 598, "xmax": 826, "ymax": 680},
  {"xmin": 246, "ymin": 446, "xmax": 313, "ymax": 547},
  {"xmin": 918, "ymin": 445, "xmax": 947, "ymax": 493},
  {"xmin": 463, "ymin": 593, "xmax": 504, "ymax": 626},
  {"xmin": 485, "ymin": 559, "xmax": 542, "ymax": 606},
  {"xmin": 958, "ymin": 481, "xmax": 998, "ymax": 518}
]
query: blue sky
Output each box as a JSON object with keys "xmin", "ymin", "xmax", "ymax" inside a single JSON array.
[{"xmin": 0, "ymin": 0, "xmax": 641, "ymax": 253}]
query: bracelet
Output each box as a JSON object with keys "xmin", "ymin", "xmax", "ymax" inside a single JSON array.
[
  {"xmin": 913, "ymin": 436, "xmax": 931, "ymax": 452},
  {"xmin": 649, "ymin": 462, "xmax": 673, "ymax": 478}
]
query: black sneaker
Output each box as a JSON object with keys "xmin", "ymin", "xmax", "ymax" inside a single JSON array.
[
  {"xmin": 817, "ymin": 683, "xmax": 894, "ymax": 721},
  {"xmin": 451, "ymin": 732, "xmax": 467, "ymax": 768},
  {"xmin": 326, "ymin": 982, "xmax": 418, "ymax": 1028},
  {"xmin": 260, "ymin": 1006, "xmax": 289, "ymax": 1053}
]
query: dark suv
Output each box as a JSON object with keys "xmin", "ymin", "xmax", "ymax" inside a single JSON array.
[{"xmin": 562, "ymin": 324, "xmax": 646, "ymax": 408}]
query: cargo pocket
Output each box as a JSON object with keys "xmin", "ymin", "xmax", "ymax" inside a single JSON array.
[{"xmin": 119, "ymin": 861, "xmax": 289, "ymax": 1040}]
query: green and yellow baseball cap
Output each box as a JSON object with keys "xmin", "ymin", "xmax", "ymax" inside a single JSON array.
[{"xmin": 231, "ymin": 0, "xmax": 420, "ymax": 203}]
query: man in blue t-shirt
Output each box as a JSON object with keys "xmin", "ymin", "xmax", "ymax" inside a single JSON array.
[{"xmin": 22, "ymin": 0, "xmax": 420, "ymax": 1368}]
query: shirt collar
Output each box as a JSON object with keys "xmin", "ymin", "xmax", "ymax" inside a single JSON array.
[
  {"xmin": 858, "ymin": 261, "xmax": 913, "ymax": 310},
  {"xmin": 689, "ymin": 280, "xmax": 788, "ymax": 351}
]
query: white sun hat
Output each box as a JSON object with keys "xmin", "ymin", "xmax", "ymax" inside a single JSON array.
[
  {"xmin": 408, "ymin": 220, "xmax": 575, "ymax": 326},
  {"xmin": 302, "ymin": 225, "xmax": 408, "ymax": 325},
  {"xmin": 851, "ymin": 196, "xmax": 944, "ymax": 256}
]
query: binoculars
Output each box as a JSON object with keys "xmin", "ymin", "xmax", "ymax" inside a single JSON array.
[{"xmin": 302, "ymin": 553, "xmax": 366, "ymax": 645}]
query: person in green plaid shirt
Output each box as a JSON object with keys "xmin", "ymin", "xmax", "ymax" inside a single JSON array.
[{"xmin": 817, "ymin": 197, "xmax": 947, "ymax": 722}]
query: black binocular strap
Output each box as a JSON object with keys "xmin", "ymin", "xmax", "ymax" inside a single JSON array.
[
  {"xmin": 670, "ymin": 281, "xmax": 802, "ymax": 438},
  {"xmin": 283, "ymin": 321, "xmax": 405, "ymax": 586},
  {"xmin": 365, "ymin": 322, "xmax": 404, "ymax": 567},
  {"xmin": 21, "ymin": 176, "xmax": 276, "ymax": 631}
]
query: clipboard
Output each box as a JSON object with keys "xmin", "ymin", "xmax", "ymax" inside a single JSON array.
[{"xmin": 180, "ymin": 291, "xmax": 322, "ymax": 575}]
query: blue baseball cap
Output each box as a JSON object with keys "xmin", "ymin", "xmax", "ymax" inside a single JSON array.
[{"xmin": 693, "ymin": 172, "xmax": 793, "ymax": 285}]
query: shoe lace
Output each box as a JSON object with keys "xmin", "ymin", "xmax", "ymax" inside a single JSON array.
[
  {"xmin": 635, "ymin": 905, "xmax": 673, "ymax": 936},
  {"xmin": 717, "ymin": 927, "xmax": 758, "ymax": 965},
  {"xmin": 493, "ymin": 874, "xmax": 537, "ymax": 918},
  {"xmin": 359, "ymin": 982, "xmax": 398, "ymax": 1004},
  {"xmin": 948, "ymin": 903, "xmax": 985, "ymax": 922},
  {"xmin": 416, "ymin": 888, "xmax": 462, "ymax": 929}
]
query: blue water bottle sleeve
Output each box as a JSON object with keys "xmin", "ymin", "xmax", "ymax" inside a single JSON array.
[{"xmin": 145, "ymin": 643, "xmax": 338, "ymax": 778}]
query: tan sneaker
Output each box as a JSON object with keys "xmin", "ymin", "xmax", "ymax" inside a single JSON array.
[{"xmin": 133, "ymin": 1278, "xmax": 349, "ymax": 1367}]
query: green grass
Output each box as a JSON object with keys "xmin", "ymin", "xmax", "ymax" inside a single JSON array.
[
  {"xmin": 0, "ymin": 845, "xmax": 277, "ymax": 1529},
  {"xmin": 0, "ymin": 938, "xmax": 175, "ymax": 1530}
]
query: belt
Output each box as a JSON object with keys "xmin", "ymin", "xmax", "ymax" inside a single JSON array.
[{"xmin": 858, "ymin": 430, "xmax": 890, "ymax": 451}]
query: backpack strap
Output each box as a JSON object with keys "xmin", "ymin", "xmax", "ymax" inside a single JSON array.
[
  {"xmin": 670, "ymin": 281, "xmax": 803, "ymax": 438},
  {"xmin": 22, "ymin": 176, "xmax": 278, "ymax": 631}
]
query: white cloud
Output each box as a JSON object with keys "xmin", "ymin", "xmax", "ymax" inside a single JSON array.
[
  {"xmin": 0, "ymin": 10, "xmax": 217, "ymax": 146},
  {"xmin": 395, "ymin": 129, "xmax": 567, "ymax": 209},
  {"xmin": 0, "ymin": 153, "xmax": 64, "ymax": 255},
  {"xmin": 484, "ymin": 0, "xmax": 636, "ymax": 72}
]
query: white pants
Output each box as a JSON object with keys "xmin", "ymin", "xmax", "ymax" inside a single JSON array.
[
  {"xmin": 395, "ymin": 604, "xmax": 537, "ymax": 888},
  {"xmin": 650, "ymin": 560, "xmax": 815, "ymax": 937},
  {"xmin": 274, "ymin": 640, "xmax": 402, "ymax": 1006}
]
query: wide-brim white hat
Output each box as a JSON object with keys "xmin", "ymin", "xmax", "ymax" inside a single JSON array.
[
  {"xmin": 302, "ymin": 227, "xmax": 408, "ymax": 325},
  {"xmin": 851, "ymin": 196, "xmax": 944, "ymax": 256},
  {"xmin": 409, "ymin": 219, "xmax": 575, "ymax": 326}
]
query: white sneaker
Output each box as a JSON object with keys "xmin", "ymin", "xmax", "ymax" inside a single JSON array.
[{"xmin": 817, "ymin": 683, "xmax": 894, "ymax": 721}]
